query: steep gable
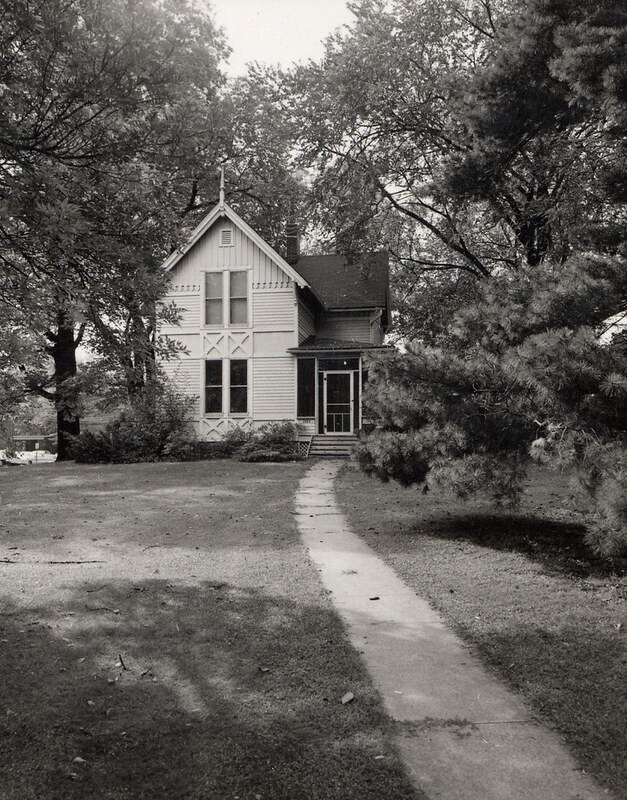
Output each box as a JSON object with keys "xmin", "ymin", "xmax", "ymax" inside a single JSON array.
[{"xmin": 162, "ymin": 201, "xmax": 310, "ymax": 292}]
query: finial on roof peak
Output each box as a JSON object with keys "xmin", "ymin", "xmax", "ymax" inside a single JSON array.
[{"xmin": 219, "ymin": 166, "xmax": 225, "ymax": 208}]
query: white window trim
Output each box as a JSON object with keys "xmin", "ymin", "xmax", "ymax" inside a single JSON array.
[
  {"xmin": 204, "ymin": 357, "xmax": 250, "ymax": 417},
  {"xmin": 228, "ymin": 357, "xmax": 249, "ymax": 416},
  {"xmin": 202, "ymin": 268, "xmax": 250, "ymax": 329},
  {"xmin": 204, "ymin": 358, "xmax": 224, "ymax": 417},
  {"xmin": 228, "ymin": 269, "xmax": 249, "ymax": 329}
]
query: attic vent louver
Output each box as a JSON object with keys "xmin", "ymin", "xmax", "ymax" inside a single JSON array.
[{"xmin": 220, "ymin": 228, "xmax": 233, "ymax": 246}]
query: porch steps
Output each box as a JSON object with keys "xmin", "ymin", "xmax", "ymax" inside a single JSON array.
[{"xmin": 308, "ymin": 434, "xmax": 358, "ymax": 459}]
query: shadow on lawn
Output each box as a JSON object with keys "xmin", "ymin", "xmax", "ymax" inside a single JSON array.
[
  {"xmin": 469, "ymin": 624, "xmax": 626, "ymax": 795},
  {"xmin": 0, "ymin": 580, "xmax": 423, "ymax": 800},
  {"xmin": 422, "ymin": 512, "xmax": 625, "ymax": 579}
]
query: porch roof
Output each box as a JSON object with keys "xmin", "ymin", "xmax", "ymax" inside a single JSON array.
[{"xmin": 288, "ymin": 336, "xmax": 392, "ymax": 355}]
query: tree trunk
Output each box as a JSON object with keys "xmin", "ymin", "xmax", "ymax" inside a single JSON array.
[{"xmin": 52, "ymin": 311, "xmax": 80, "ymax": 461}]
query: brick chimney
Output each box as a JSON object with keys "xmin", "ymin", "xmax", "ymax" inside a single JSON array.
[{"xmin": 286, "ymin": 222, "xmax": 300, "ymax": 265}]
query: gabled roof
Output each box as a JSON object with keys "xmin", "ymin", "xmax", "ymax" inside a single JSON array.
[
  {"xmin": 295, "ymin": 251, "xmax": 389, "ymax": 310},
  {"xmin": 160, "ymin": 200, "xmax": 310, "ymax": 289},
  {"xmin": 160, "ymin": 199, "xmax": 390, "ymax": 314}
]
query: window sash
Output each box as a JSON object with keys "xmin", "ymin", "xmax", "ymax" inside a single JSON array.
[
  {"xmin": 205, "ymin": 298, "xmax": 223, "ymax": 326},
  {"xmin": 297, "ymin": 358, "xmax": 316, "ymax": 417},
  {"xmin": 205, "ymin": 360, "xmax": 222, "ymax": 414},
  {"xmin": 205, "ymin": 273, "xmax": 223, "ymax": 326},
  {"xmin": 229, "ymin": 271, "xmax": 248, "ymax": 326},
  {"xmin": 204, "ymin": 271, "xmax": 248, "ymax": 327},
  {"xmin": 230, "ymin": 271, "xmax": 247, "ymax": 297},
  {"xmin": 230, "ymin": 359, "xmax": 247, "ymax": 414},
  {"xmin": 230, "ymin": 297, "xmax": 247, "ymax": 325}
]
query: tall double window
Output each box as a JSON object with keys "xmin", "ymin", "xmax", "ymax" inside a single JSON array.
[
  {"xmin": 205, "ymin": 273, "xmax": 223, "ymax": 326},
  {"xmin": 205, "ymin": 360, "xmax": 223, "ymax": 414},
  {"xmin": 205, "ymin": 359, "xmax": 248, "ymax": 415},
  {"xmin": 204, "ymin": 270, "xmax": 248, "ymax": 327},
  {"xmin": 229, "ymin": 359, "xmax": 247, "ymax": 413}
]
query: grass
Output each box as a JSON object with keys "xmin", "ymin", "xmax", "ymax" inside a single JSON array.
[
  {"xmin": 334, "ymin": 463, "xmax": 626, "ymax": 797},
  {"xmin": 0, "ymin": 460, "xmax": 423, "ymax": 800}
]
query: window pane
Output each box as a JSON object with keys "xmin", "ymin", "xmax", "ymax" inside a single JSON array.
[
  {"xmin": 206, "ymin": 272, "xmax": 222, "ymax": 299},
  {"xmin": 230, "ymin": 359, "xmax": 247, "ymax": 386},
  {"xmin": 230, "ymin": 297, "xmax": 247, "ymax": 325},
  {"xmin": 205, "ymin": 360, "xmax": 223, "ymax": 414},
  {"xmin": 230, "ymin": 271, "xmax": 247, "ymax": 297},
  {"xmin": 205, "ymin": 299, "xmax": 222, "ymax": 325},
  {"xmin": 230, "ymin": 386, "xmax": 247, "ymax": 413},
  {"xmin": 205, "ymin": 360, "xmax": 222, "ymax": 386},
  {"xmin": 205, "ymin": 387, "xmax": 222, "ymax": 414},
  {"xmin": 297, "ymin": 358, "xmax": 315, "ymax": 417}
]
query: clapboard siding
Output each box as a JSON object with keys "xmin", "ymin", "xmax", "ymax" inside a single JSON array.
[
  {"xmin": 160, "ymin": 359, "xmax": 201, "ymax": 416},
  {"xmin": 252, "ymin": 290, "xmax": 295, "ymax": 329},
  {"xmin": 253, "ymin": 357, "xmax": 295, "ymax": 418},
  {"xmin": 165, "ymin": 293, "xmax": 201, "ymax": 327},
  {"xmin": 168, "ymin": 217, "xmax": 291, "ymax": 288},
  {"xmin": 317, "ymin": 315, "xmax": 371, "ymax": 342},
  {"xmin": 297, "ymin": 419, "xmax": 317, "ymax": 435},
  {"xmin": 298, "ymin": 302, "xmax": 315, "ymax": 343}
]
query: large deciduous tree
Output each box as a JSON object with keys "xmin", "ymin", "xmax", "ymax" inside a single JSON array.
[
  {"xmin": 285, "ymin": 0, "xmax": 626, "ymax": 553},
  {"xmin": 0, "ymin": 0, "xmax": 232, "ymax": 457}
]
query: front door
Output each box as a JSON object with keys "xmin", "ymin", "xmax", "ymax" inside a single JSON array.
[{"xmin": 324, "ymin": 371, "xmax": 353, "ymax": 434}]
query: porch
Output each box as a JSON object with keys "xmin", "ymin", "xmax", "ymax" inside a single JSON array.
[{"xmin": 288, "ymin": 337, "xmax": 390, "ymax": 439}]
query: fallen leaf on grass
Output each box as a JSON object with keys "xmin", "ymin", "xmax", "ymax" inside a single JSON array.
[{"xmin": 341, "ymin": 692, "xmax": 354, "ymax": 704}]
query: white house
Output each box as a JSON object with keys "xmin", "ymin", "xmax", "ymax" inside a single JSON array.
[{"xmin": 159, "ymin": 187, "xmax": 390, "ymax": 452}]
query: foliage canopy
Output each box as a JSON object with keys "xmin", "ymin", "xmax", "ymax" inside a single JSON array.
[{"xmin": 282, "ymin": 0, "xmax": 627, "ymax": 553}]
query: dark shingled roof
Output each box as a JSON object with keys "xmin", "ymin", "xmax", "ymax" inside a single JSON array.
[{"xmin": 295, "ymin": 251, "xmax": 389, "ymax": 310}]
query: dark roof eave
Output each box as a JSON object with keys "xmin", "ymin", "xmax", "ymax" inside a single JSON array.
[
  {"xmin": 325, "ymin": 305, "xmax": 386, "ymax": 312},
  {"xmin": 288, "ymin": 344, "xmax": 393, "ymax": 354}
]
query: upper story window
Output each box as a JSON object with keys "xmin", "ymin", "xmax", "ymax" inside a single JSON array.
[
  {"xmin": 220, "ymin": 227, "xmax": 233, "ymax": 246},
  {"xmin": 229, "ymin": 270, "xmax": 248, "ymax": 325},
  {"xmin": 205, "ymin": 270, "xmax": 249, "ymax": 327},
  {"xmin": 205, "ymin": 272, "xmax": 223, "ymax": 326}
]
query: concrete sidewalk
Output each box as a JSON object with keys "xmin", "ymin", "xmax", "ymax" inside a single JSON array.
[{"xmin": 295, "ymin": 461, "xmax": 610, "ymax": 800}]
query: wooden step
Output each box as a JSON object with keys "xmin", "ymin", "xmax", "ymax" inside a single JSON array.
[{"xmin": 308, "ymin": 435, "xmax": 358, "ymax": 458}]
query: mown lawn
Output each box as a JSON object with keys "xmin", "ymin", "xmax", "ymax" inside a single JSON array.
[
  {"xmin": 0, "ymin": 460, "xmax": 423, "ymax": 800},
  {"xmin": 335, "ymin": 463, "xmax": 626, "ymax": 797}
]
